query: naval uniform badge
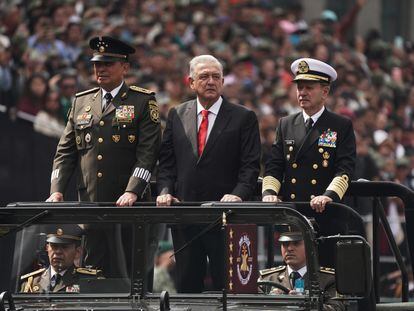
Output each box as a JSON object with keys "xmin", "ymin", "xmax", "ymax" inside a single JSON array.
[
  {"xmin": 112, "ymin": 135, "xmax": 120, "ymax": 143},
  {"xmin": 318, "ymin": 129, "xmax": 337, "ymax": 148}
]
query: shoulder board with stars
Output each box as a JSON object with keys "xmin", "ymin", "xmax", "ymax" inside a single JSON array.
[
  {"xmin": 20, "ymin": 268, "xmax": 46, "ymax": 280},
  {"xmin": 320, "ymin": 267, "xmax": 335, "ymax": 274},
  {"xmin": 129, "ymin": 85, "xmax": 154, "ymax": 94},
  {"xmin": 259, "ymin": 265, "xmax": 286, "ymax": 277},
  {"xmin": 76, "ymin": 267, "xmax": 102, "ymax": 275},
  {"xmin": 75, "ymin": 87, "xmax": 100, "ymax": 97}
]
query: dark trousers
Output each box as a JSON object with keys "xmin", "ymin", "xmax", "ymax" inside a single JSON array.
[{"xmin": 171, "ymin": 225, "xmax": 225, "ymax": 293}]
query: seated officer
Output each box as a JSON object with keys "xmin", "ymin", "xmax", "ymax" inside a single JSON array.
[
  {"xmin": 20, "ymin": 225, "xmax": 102, "ymax": 293},
  {"xmin": 258, "ymin": 231, "xmax": 345, "ymax": 311}
]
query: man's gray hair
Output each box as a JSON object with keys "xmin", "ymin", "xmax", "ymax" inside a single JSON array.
[{"xmin": 189, "ymin": 55, "xmax": 223, "ymax": 79}]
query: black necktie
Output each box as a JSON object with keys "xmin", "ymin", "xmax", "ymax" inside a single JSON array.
[
  {"xmin": 50, "ymin": 274, "xmax": 62, "ymax": 290},
  {"xmin": 289, "ymin": 271, "xmax": 301, "ymax": 288},
  {"xmin": 305, "ymin": 118, "xmax": 314, "ymax": 133},
  {"xmin": 103, "ymin": 93, "xmax": 112, "ymax": 112}
]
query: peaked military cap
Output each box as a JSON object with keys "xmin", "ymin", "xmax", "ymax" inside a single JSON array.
[
  {"xmin": 46, "ymin": 224, "xmax": 83, "ymax": 244},
  {"xmin": 278, "ymin": 231, "xmax": 303, "ymax": 242},
  {"xmin": 291, "ymin": 57, "xmax": 337, "ymax": 83},
  {"xmin": 89, "ymin": 36, "xmax": 135, "ymax": 62}
]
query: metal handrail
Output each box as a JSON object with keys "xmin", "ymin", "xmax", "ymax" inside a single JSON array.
[{"xmin": 347, "ymin": 180, "xmax": 414, "ymax": 303}]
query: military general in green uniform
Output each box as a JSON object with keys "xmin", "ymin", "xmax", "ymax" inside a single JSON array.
[
  {"xmin": 47, "ymin": 36, "xmax": 161, "ymax": 205},
  {"xmin": 45, "ymin": 36, "xmax": 161, "ymax": 277},
  {"xmin": 20, "ymin": 225, "xmax": 102, "ymax": 293},
  {"xmin": 258, "ymin": 231, "xmax": 345, "ymax": 311}
]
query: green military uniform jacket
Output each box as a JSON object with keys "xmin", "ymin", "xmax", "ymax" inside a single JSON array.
[
  {"xmin": 20, "ymin": 266, "xmax": 101, "ymax": 293},
  {"xmin": 50, "ymin": 83, "xmax": 161, "ymax": 202},
  {"xmin": 258, "ymin": 265, "xmax": 345, "ymax": 311}
]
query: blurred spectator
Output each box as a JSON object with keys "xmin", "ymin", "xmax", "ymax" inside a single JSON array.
[
  {"xmin": 33, "ymin": 90, "xmax": 65, "ymax": 138},
  {"xmin": 16, "ymin": 72, "xmax": 48, "ymax": 117},
  {"xmin": 56, "ymin": 71, "xmax": 78, "ymax": 122}
]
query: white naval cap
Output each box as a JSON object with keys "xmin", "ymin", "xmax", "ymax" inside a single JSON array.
[{"xmin": 291, "ymin": 57, "xmax": 337, "ymax": 83}]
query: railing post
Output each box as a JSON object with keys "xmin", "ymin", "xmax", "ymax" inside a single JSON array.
[{"xmin": 372, "ymin": 198, "xmax": 380, "ymax": 304}]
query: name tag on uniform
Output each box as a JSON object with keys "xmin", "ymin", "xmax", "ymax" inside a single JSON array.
[
  {"xmin": 116, "ymin": 105, "xmax": 134, "ymax": 122},
  {"xmin": 318, "ymin": 130, "xmax": 337, "ymax": 148},
  {"xmin": 76, "ymin": 113, "xmax": 92, "ymax": 125}
]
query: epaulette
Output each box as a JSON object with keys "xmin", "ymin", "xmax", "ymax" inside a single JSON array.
[
  {"xmin": 75, "ymin": 87, "xmax": 100, "ymax": 97},
  {"xmin": 320, "ymin": 267, "xmax": 335, "ymax": 274},
  {"xmin": 259, "ymin": 265, "xmax": 286, "ymax": 277},
  {"xmin": 20, "ymin": 268, "xmax": 46, "ymax": 280},
  {"xmin": 76, "ymin": 267, "xmax": 102, "ymax": 275},
  {"xmin": 129, "ymin": 85, "xmax": 154, "ymax": 94}
]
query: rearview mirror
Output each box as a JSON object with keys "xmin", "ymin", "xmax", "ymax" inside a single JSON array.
[{"xmin": 335, "ymin": 238, "xmax": 372, "ymax": 296}]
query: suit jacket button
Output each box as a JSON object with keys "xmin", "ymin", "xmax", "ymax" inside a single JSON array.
[
  {"xmin": 290, "ymin": 194, "xmax": 296, "ymax": 199},
  {"xmin": 291, "ymin": 178, "xmax": 296, "ymax": 184},
  {"xmin": 311, "ymin": 179, "xmax": 317, "ymax": 185},
  {"xmin": 289, "ymin": 146, "xmax": 293, "ymax": 152},
  {"xmin": 97, "ymin": 155, "xmax": 103, "ymax": 160},
  {"xmin": 97, "ymin": 172, "xmax": 103, "ymax": 178},
  {"xmin": 292, "ymin": 163, "xmax": 298, "ymax": 169},
  {"xmin": 310, "ymin": 195, "xmax": 315, "ymax": 199},
  {"xmin": 98, "ymin": 138, "xmax": 104, "ymax": 143},
  {"xmin": 313, "ymin": 164, "xmax": 318, "ymax": 169},
  {"xmin": 99, "ymin": 120, "xmax": 104, "ymax": 126}
]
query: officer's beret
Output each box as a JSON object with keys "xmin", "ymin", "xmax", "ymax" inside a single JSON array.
[
  {"xmin": 278, "ymin": 231, "xmax": 303, "ymax": 242},
  {"xmin": 89, "ymin": 36, "xmax": 135, "ymax": 62},
  {"xmin": 46, "ymin": 224, "xmax": 83, "ymax": 244},
  {"xmin": 291, "ymin": 57, "xmax": 337, "ymax": 83}
]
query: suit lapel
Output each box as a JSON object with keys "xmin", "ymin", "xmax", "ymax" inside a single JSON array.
[
  {"xmin": 181, "ymin": 100, "xmax": 198, "ymax": 159},
  {"xmin": 198, "ymin": 100, "xmax": 231, "ymax": 163},
  {"xmin": 103, "ymin": 83, "xmax": 129, "ymax": 117},
  {"xmin": 295, "ymin": 110, "xmax": 329, "ymax": 161}
]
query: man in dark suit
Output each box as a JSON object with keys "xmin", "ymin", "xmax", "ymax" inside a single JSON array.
[
  {"xmin": 258, "ymin": 231, "xmax": 345, "ymax": 311},
  {"xmin": 156, "ymin": 55, "xmax": 261, "ymax": 293}
]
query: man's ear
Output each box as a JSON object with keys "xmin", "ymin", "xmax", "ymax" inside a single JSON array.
[{"xmin": 189, "ymin": 77, "xmax": 195, "ymax": 90}]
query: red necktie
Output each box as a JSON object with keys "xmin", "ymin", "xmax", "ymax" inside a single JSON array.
[{"xmin": 198, "ymin": 110, "xmax": 209, "ymax": 156}]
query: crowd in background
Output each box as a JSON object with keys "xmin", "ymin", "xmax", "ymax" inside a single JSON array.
[{"xmin": 1, "ymin": 0, "xmax": 414, "ymax": 296}]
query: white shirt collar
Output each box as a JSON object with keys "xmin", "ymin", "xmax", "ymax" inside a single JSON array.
[
  {"xmin": 102, "ymin": 81, "xmax": 124, "ymax": 100},
  {"xmin": 197, "ymin": 96, "xmax": 223, "ymax": 115},
  {"xmin": 303, "ymin": 106, "xmax": 324, "ymax": 124},
  {"xmin": 287, "ymin": 264, "xmax": 307, "ymax": 278},
  {"xmin": 50, "ymin": 266, "xmax": 67, "ymax": 278}
]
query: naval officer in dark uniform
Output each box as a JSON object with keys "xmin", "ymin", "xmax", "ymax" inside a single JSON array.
[
  {"xmin": 262, "ymin": 57, "xmax": 355, "ymax": 210},
  {"xmin": 258, "ymin": 231, "xmax": 345, "ymax": 311},
  {"xmin": 45, "ymin": 36, "xmax": 161, "ymax": 277},
  {"xmin": 262, "ymin": 58, "xmax": 356, "ymax": 268},
  {"xmin": 47, "ymin": 36, "xmax": 161, "ymax": 205},
  {"xmin": 20, "ymin": 225, "xmax": 102, "ymax": 293}
]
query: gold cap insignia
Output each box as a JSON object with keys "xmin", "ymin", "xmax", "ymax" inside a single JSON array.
[
  {"xmin": 297, "ymin": 60, "xmax": 309, "ymax": 74},
  {"xmin": 112, "ymin": 135, "xmax": 120, "ymax": 143}
]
